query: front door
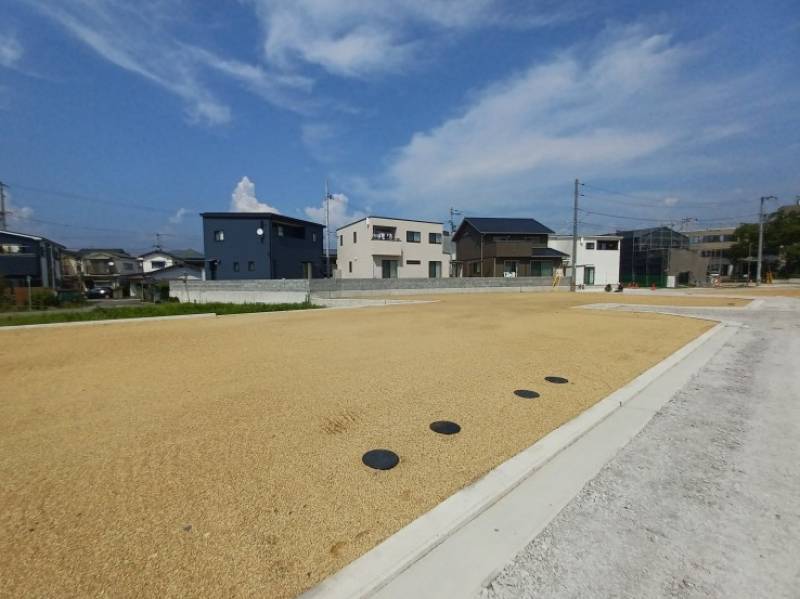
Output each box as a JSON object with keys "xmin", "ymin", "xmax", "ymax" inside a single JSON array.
[
  {"xmin": 381, "ymin": 259, "xmax": 398, "ymax": 278},
  {"xmin": 584, "ymin": 266, "xmax": 595, "ymax": 285}
]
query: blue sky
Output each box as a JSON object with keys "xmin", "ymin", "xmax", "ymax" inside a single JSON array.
[{"xmin": 1, "ymin": 0, "xmax": 798, "ymax": 251}]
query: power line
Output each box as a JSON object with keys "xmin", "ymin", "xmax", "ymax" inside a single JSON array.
[
  {"xmin": 582, "ymin": 183, "xmax": 755, "ymax": 208},
  {"xmin": 4, "ymin": 181, "xmax": 198, "ymax": 215},
  {"xmin": 8, "ymin": 213, "xmax": 198, "ymax": 241}
]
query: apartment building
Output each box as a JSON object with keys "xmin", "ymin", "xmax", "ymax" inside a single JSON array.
[
  {"xmin": 548, "ymin": 234, "xmax": 621, "ymax": 286},
  {"xmin": 336, "ymin": 217, "xmax": 450, "ymax": 278}
]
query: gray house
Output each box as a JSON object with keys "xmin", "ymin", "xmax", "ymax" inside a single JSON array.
[
  {"xmin": 0, "ymin": 229, "xmax": 64, "ymax": 288},
  {"xmin": 201, "ymin": 212, "xmax": 324, "ymax": 280}
]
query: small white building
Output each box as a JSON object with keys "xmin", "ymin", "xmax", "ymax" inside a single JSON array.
[
  {"xmin": 138, "ymin": 250, "xmax": 176, "ymax": 273},
  {"xmin": 548, "ymin": 234, "xmax": 621, "ymax": 286},
  {"xmin": 336, "ymin": 216, "xmax": 451, "ymax": 278}
]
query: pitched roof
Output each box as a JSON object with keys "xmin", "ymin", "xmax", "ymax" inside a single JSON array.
[
  {"xmin": 201, "ymin": 212, "xmax": 323, "ymax": 227},
  {"xmin": 531, "ymin": 247, "xmax": 569, "ymax": 258},
  {"xmin": 170, "ymin": 249, "xmax": 204, "ymax": 260},
  {"xmin": 453, "ymin": 217, "xmax": 554, "ymax": 241}
]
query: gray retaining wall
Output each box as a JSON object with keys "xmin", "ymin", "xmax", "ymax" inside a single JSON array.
[{"xmin": 170, "ymin": 277, "xmax": 570, "ymax": 304}]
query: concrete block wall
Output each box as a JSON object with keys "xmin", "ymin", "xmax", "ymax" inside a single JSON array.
[
  {"xmin": 170, "ymin": 279, "xmax": 310, "ymax": 304},
  {"xmin": 310, "ymin": 276, "xmax": 567, "ymax": 297},
  {"xmin": 170, "ymin": 276, "xmax": 570, "ymax": 303}
]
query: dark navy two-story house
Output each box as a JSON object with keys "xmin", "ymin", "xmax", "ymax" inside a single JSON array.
[
  {"xmin": 201, "ymin": 212, "xmax": 324, "ymax": 280},
  {"xmin": 0, "ymin": 229, "xmax": 64, "ymax": 288}
]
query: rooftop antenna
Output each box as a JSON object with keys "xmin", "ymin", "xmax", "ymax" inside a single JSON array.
[{"xmin": 449, "ymin": 207, "xmax": 462, "ymax": 234}]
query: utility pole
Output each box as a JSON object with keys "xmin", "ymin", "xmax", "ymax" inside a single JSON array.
[
  {"xmin": 756, "ymin": 196, "xmax": 777, "ymax": 285},
  {"xmin": 324, "ymin": 180, "xmax": 331, "ymax": 278},
  {"xmin": 570, "ymin": 178, "xmax": 580, "ymax": 291},
  {"xmin": 0, "ymin": 181, "xmax": 7, "ymax": 230}
]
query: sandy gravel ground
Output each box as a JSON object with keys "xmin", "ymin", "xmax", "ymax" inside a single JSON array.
[
  {"xmin": 0, "ymin": 293, "xmax": 733, "ymax": 598},
  {"xmin": 486, "ymin": 296, "xmax": 800, "ymax": 599}
]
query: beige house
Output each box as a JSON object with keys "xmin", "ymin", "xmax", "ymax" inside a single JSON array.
[{"xmin": 336, "ymin": 216, "xmax": 451, "ymax": 278}]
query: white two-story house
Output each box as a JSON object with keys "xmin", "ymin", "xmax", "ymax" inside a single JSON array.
[
  {"xmin": 336, "ymin": 216, "xmax": 451, "ymax": 278},
  {"xmin": 548, "ymin": 234, "xmax": 621, "ymax": 286}
]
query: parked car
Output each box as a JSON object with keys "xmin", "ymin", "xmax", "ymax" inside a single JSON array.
[{"xmin": 86, "ymin": 286, "xmax": 113, "ymax": 299}]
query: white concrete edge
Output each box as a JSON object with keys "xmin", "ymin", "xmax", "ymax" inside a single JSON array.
[
  {"xmin": 746, "ymin": 298, "xmax": 766, "ymax": 310},
  {"xmin": 300, "ymin": 321, "xmax": 728, "ymax": 599},
  {"xmin": 0, "ymin": 312, "xmax": 217, "ymax": 331}
]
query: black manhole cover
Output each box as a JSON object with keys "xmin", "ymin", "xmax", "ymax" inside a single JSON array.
[
  {"xmin": 362, "ymin": 449, "xmax": 399, "ymax": 470},
  {"xmin": 545, "ymin": 376, "xmax": 569, "ymax": 384},
  {"xmin": 514, "ymin": 390, "xmax": 540, "ymax": 399},
  {"xmin": 430, "ymin": 420, "xmax": 461, "ymax": 435}
]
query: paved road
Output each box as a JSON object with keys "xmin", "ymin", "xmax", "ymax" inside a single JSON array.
[{"xmin": 486, "ymin": 297, "xmax": 800, "ymax": 599}]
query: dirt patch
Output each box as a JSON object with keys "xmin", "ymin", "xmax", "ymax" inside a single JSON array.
[{"xmin": 0, "ymin": 293, "xmax": 713, "ymax": 598}]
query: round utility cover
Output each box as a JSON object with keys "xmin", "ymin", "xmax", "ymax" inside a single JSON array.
[
  {"xmin": 545, "ymin": 376, "xmax": 569, "ymax": 384},
  {"xmin": 430, "ymin": 420, "xmax": 461, "ymax": 434},
  {"xmin": 362, "ymin": 449, "xmax": 399, "ymax": 470},
  {"xmin": 514, "ymin": 389, "xmax": 540, "ymax": 399}
]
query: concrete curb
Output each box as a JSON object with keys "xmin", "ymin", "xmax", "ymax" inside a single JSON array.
[
  {"xmin": 300, "ymin": 321, "xmax": 729, "ymax": 599},
  {"xmin": 0, "ymin": 312, "xmax": 217, "ymax": 331}
]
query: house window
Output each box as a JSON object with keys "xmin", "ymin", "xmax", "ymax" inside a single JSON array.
[
  {"xmin": 429, "ymin": 261, "xmax": 442, "ymax": 278},
  {"xmin": 471, "ymin": 262, "xmax": 481, "ymax": 275},
  {"xmin": 406, "ymin": 231, "xmax": 421, "ymax": 243},
  {"xmin": 151, "ymin": 260, "xmax": 166, "ymax": 269},
  {"xmin": 312, "ymin": 232, "xmax": 317, "ymax": 242},
  {"xmin": 531, "ymin": 261, "xmax": 554, "ymax": 277},
  {"xmin": 233, "ymin": 261, "xmax": 240, "ymax": 272},
  {"xmin": 214, "ymin": 230, "xmax": 224, "ymax": 242},
  {"xmin": 428, "ymin": 232, "xmax": 442, "ymax": 244},
  {"xmin": 339, "ymin": 235, "xmax": 343, "ymax": 246},
  {"xmin": 348, "ymin": 261, "xmax": 352, "ymax": 273},
  {"xmin": 585, "ymin": 242, "xmax": 596, "ymax": 250},
  {"xmin": 123, "ymin": 263, "xmax": 134, "ymax": 271},
  {"xmin": 597, "ymin": 240, "xmax": 619, "ymax": 251},
  {"xmin": 277, "ymin": 225, "xmax": 284, "ymax": 237},
  {"xmin": 504, "ymin": 260, "xmax": 518, "ymax": 276},
  {"xmin": 407, "ymin": 259, "xmax": 421, "ymax": 265},
  {"xmin": 248, "ymin": 261, "xmax": 255, "ymax": 272},
  {"xmin": 353, "ymin": 231, "xmax": 357, "ymax": 243}
]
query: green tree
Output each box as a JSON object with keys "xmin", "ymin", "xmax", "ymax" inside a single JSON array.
[{"xmin": 729, "ymin": 209, "xmax": 800, "ymax": 276}]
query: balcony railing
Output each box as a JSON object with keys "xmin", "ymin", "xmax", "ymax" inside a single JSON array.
[{"xmin": 371, "ymin": 234, "xmax": 400, "ymax": 241}]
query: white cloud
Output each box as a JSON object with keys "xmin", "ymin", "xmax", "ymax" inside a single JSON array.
[
  {"xmin": 250, "ymin": 0, "xmax": 572, "ymax": 77},
  {"xmin": 33, "ymin": 1, "xmax": 313, "ymax": 125},
  {"xmin": 369, "ymin": 25, "xmax": 784, "ymax": 222},
  {"xmin": 4, "ymin": 191, "xmax": 34, "ymax": 228},
  {"xmin": 304, "ymin": 193, "xmax": 365, "ymax": 247},
  {"xmin": 0, "ymin": 32, "xmax": 22, "ymax": 69},
  {"xmin": 230, "ymin": 176, "xmax": 280, "ymax": 213},
  {"xmin": 168, "ymin": 207, "xmax": 190, "ymax": 224},
  {"xmin": 662, "ymin": 196, "xmax": 680, "ymax": 207}
]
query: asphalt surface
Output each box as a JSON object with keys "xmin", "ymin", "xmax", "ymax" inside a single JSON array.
[{"xmin": 485, "ymin": 296, "xmax": 800, "ymax": 599}]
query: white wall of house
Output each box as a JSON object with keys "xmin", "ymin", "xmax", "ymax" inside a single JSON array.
[
  {"xmin": 548, "ymin": 235, "xmax": 621, "ymax": 286},
  {"xmin": 336, "ymin": 217, "xmax": 451, "ymax": 279},
  {"xmin": 139, "ymin": 252, "xmax": 176, "ymax": 273}
]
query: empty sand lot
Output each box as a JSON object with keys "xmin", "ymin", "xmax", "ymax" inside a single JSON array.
[{"xmin": 0, "ymin": 293, "xmax": 741, "ymax": 598}]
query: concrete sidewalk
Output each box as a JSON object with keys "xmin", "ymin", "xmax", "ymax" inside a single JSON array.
[{"xmin": 484, "ymin": 296, "xmax": 800, "ymax": 598}]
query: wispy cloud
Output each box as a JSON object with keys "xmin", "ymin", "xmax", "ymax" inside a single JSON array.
[
  {"xmin": 366, "ymin": 24, "xmax": 794, "ymax": 224},
  {"xmin": 31, "ymin": 0, "xmax": 313, "ymax": 125},
  {"xmin": 230, "ymin": 176, "xmax": 280, "ymax": 213},
  {"xmin": 0, "ymin": 32, "xmax": 23, "ymax": 69},
  {"xmin": 249, "ymin": 0, "xmax": 576, "ymax": 77},
  {"xmin": 168, "ymin": 207, "xmax": 189, "ymax": 225}
]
